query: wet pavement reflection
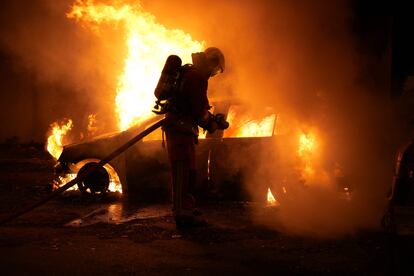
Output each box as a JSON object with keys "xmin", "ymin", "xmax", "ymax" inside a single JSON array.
[{"xmin": 66, "ymin": 202, "xmax": 170, "ymax": 227}]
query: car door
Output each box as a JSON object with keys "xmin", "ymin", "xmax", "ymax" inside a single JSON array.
[{"xmin": 207, "ymin": 104, "xmax": 279, "ymax": 201}]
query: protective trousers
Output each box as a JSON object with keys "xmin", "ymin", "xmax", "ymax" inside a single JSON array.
[{"xmin": 165, "ymin": 130, "xmax": 197, "ymax": 218}]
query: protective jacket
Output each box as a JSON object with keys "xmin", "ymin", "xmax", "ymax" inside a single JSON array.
[{"xmin": 165, "ymin": 65, "xmax": 210, "ymax": 217}]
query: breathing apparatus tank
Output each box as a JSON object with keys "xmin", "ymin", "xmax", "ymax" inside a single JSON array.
[{"xmin": 154, "ymin": 55, "xmax": 182, "ymax": 100}]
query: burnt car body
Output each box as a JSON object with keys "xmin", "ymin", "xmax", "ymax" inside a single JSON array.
[{"xmin": 57, "ymin": 101, "xmax": 283, "ymax": 202}]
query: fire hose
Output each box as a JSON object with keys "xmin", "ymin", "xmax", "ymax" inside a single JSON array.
[{"xmin": 0, "ymin": 118, "xmax": 167, "ymax": 225}]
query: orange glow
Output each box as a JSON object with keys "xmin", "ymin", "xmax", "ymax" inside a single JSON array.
[
  {"xmin": 46, "ymin": 119, "xmax": 73, "ymax": 160},
  {"xmin": 68, "ymin": 0, "xmax": 204, "ymax": 131},
  {"xmin": 298, "ymin": 133, "xmax": 316, "ymax": 157},
  {"xmin": 267, "ymin": 188, "xmax": 279, "ymax": 206}
]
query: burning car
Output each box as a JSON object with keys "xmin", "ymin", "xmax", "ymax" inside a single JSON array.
[
  {"xmin": 46, "ymin": 1, "xmax": 348, "ymax": 206},
  {"xmin": 52, "ymin": 100, "xmax": 350, "ymax": 205},
  {"xmin": 54, "ymin": 100, "xmax": 284, "ymax": 203}
]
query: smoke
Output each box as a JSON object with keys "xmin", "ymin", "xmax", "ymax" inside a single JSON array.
[
  {"xmin": 144, "ymin": 0, "xmax": 397, "ymax": 237},
  {"xmin": 0, "ymin": 0, "xmax": 124, "ymax": 141},
  {"xmin": 0, "ymin": 0, "xmax": 398, "ymax": 236}
]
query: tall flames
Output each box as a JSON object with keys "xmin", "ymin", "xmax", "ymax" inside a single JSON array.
[
  {"xmin": 45, "ymin": 0, "xmax": 204, "ymax": 194},
  {"xmin": 47, "ymin": 0, "xmax": 203, "ymax": 158},
  {"xmin": 68, "ymin": 0, "xmax": 204, "ymax": 131}
]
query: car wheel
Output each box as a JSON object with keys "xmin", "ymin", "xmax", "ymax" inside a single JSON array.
[{"xmin": 77, "ymin": 162, "xmax": 110, "ymax": 196}]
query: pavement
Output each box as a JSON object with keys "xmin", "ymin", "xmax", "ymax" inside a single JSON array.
[{"xmin": 0, "ymin": 143, "xmax": 395, "ymax": 275}]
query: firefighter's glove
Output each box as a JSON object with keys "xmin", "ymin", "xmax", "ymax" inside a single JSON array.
[
  {"xmin": 214, "ymin": 113, "xmax": 229, "ymax": 130},
  {"xmin": 204, "ymin": 113, "xmax": 229, "ymax": 134},
  {"xmin": 203, "ymin": 112, "xmax": 218, "ymax": 134}
]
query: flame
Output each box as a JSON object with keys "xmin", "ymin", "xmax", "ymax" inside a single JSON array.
[
  {"xmin": 267, "ymin": 188, "xmax": 279, "ymax": 206},
  {"xmin": 68, "ymin": 0, "xmax": 204, "ymax": 131},
  {"xmin": 298, "ymin": 132, "xmax": 316, "ymax": 178},
  {"xmin": 53, "ymin": 173, "xmax": 78, "ymax": 191},
  {"xmin": 296, "ymin": 130, "xmax": 336, "ymax": 188},
  {"xmin": 225, "ymin": 107, "xmax": 276, "ymax": 138},
  {"xmin": 87, "ymin": 114, "xmax": 98, "ymax": 136},
  {"xmin": 46, "ymin": 119, "xmax": 73, "ymax": 160},
  {"xmin": 237, "ymin": 115, "xmax": 275, "ymax": 137},
  {"xmin": 298, "ymin": 133, "xmax": 316, "ymax": 157}
]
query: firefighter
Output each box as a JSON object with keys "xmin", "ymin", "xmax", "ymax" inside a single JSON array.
[{"xmin": 164, "ymin": 47, "xmax": 228, "ymax": 228}]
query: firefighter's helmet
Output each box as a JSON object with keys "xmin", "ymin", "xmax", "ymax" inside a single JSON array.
[{"xmin": 204, "ymin": 47, "xmax": 225, "ymax": 76}]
